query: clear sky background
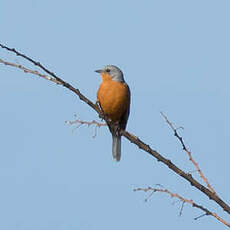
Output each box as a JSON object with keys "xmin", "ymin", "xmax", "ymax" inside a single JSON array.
[{"xmin": 1, "ymin": 0, "xmax": 230, "ymax": 229}]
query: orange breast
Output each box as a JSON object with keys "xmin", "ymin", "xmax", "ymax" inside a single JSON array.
[{"xmin": 97, "ymin": 73, "xmax": 130, "ymax": 122}]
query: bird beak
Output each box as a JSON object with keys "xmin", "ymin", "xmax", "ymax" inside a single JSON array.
[{"xmin": 95, "ymin": 69, "xmax": 103, "ymax": 73}]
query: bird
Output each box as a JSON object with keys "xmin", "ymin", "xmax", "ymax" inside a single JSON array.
[{"xmin": 96, "ymin": 65, "xmax": 130, "ymax": 161}]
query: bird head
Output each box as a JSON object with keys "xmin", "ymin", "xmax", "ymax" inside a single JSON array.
[{"xmin": 95, "ymin": 65, "xmax": 124, "ymax": 82}]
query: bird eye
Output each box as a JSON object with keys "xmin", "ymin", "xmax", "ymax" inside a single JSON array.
[{"xmin": 105, "ymin": 69, "xmax": 111, "ymax": 73}]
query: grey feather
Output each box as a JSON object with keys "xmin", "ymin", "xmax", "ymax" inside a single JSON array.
[{"xmin": 112, "ymin": 135, "xmax": 121, "ymax": 161}]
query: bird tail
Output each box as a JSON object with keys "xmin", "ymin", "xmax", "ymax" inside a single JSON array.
[{"xmin": 112, "ymin": 135, "xmax": 121, "ymax": 162}]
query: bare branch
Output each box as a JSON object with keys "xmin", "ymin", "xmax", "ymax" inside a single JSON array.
[
  {"xmin": 0, "ymin": 44, "xmax": 101, "ymax": 117},
  {"xmin": 66, "ymin": 118, "xmax": 107, "ymax": 138},
  {"xmin": 121, "ymin": 129, "xmax": 230, "ymax": 215},
  {"xmin": 160, "ymin": 112, "xmax": 216, "ymax": 195},
  {"xmin": 134, "ymin": 187, "xmax": 230, "ymax": 228},
  {"xmin": 1, "ymin": 44, "xmax": 230, "ymax": 219},
  {"xmin": 65, "ymin": 118, "xmax": 106, "ymax": 127},
  {"xmin": 0, "ymin": 58, "xmax": 61, "ymax": 84}
]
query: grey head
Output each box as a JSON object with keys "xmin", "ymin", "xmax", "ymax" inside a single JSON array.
[{"xmin": 95, "ymin": 65, "xmax": 125, "ymax": 82}]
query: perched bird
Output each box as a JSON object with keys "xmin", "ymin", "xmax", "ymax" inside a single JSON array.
[{"xmin": 96, "ymin": 65, "xmax": 130, "ymax": 161}]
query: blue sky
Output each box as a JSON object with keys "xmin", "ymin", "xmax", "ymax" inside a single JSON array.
[{"xmin": 1, "ymin": 0, "xmax": 230, "ymax": 229}]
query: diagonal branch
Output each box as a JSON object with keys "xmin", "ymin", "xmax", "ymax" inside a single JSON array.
[
  {"xmin": 1, "ymin": 44, "xmax": 230, "ymax": 218},
  {"xmin": 0, "ymin": 58, "xmax": 61, "ymax": 84},
  {"xmin": 121, "ymin": 130, "xmax": 230, "ymax": 215},
  {"xmin": 134, "ymin": 186, "xmax": 230, "ymax": 228},
  {"xmin": 0, "ymin": 44, "xmax": 100, "ymax": 116},
  {"xmin": 160, "ymin": 112, "xmax": 216, "ymax": 194}
]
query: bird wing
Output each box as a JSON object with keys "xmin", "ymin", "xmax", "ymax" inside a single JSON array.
[{"xmin": 120, "ymin": 83, "xmax": 131, "ymax": 130}]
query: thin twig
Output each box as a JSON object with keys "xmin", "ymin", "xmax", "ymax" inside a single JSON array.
[
  {"xmin": 66, "ymin": 119, "xmax": 107, "ymax": 138},
  {"xmin": 65, "ymin": 119, "xmax": 106, "ymax": 127},
  {"xmin": 0, "ymin": 58, "xmax": 61, "ymax": 84},
  {"xmin": 134, "ymin": 187, "xmax": 230, "ymax": 228},
  {"xmin": 194, "ymin": 213, "xmax": 207, "ymax": 220},
  {"xmin": 160, "ymin": 112, "xmax": 216, "ymax": 195},
  {"xmin": 179, "ymin": 201, "xmax": 185, "ymax": 216}
]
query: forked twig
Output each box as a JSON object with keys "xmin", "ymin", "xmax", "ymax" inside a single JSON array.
[
  {"xmin": 66, "ymin": 118, "xmax": 107, "ymax": 138},
  {"xmin": 134, "ymin": 186, "xmax": 230, "ymax": 228},
  {"xmin": 160, "ymin": 112, "xmax": 216, "ymax": 195}
]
